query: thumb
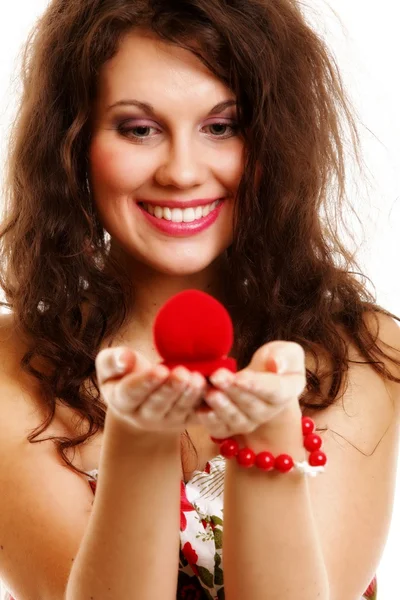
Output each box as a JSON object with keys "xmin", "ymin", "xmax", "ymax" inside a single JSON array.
[
  {"xmin": 95, "ymin": 347, "xmax": 152, "ymax": 385},
  {"xmin": 249, "ymin": 341, "xmax": 305, "ymax": 374}
]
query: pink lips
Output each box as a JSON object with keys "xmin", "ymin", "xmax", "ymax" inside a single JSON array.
[{"xmin": 137, "ymin": 200, "xmax": 225, "ymax": 236}]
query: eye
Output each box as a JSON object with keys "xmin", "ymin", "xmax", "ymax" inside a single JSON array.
[
  {"xmin": 117, "ymin": 124, "xmax": 159, "ymax": 142},
  {"xmin": 115, "ymin": 119, "xmax": 239, "ymax": 143},
  {"xmin": 203, "ymin": 122, "xmax": 239, "ymax": 139}
]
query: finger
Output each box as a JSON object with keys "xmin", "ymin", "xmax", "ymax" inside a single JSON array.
[
  {"xmin": 198, "ymin": 391, "xmax": 253, "ymax": 435},
  {"xmin": 136, "ymin": 367, "xmax": 191, "ymax": 420},
  {"xmin": 114, "ymin": 364, "xmax": 170, "ymax": 411},
  {"xmin": 238, "ymin": 371, "xmax": 306, "ymax": 405},
  {"xmin": 212, "ymin": 369, "xmax": 306, "ymax": 406},
  {"xmin": 166, "ymin": 372, "xmax": 207, "ymax": 419},
  {"xmin": 248, "ymin": 341, "xmax": 306, "ymax": 375},
  {"xmin": 214, "ymin": 383, "xmax": 270, "ymax": 423},
  {"xmin": 95, "ymin": 347, "xmax": 151, "ymax": 385}
]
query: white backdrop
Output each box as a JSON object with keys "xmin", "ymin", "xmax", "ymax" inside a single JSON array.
[{"xmin": 0, "ymin": 1, "xmax": 399, "ymax": 599}]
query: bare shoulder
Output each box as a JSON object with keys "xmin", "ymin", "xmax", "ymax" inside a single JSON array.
[
  {"xmin": 305, "ymin": 311, "xmax": 400, "ymax": 598},
  {"xmin": 0, "ymin": 311, "xmax": 45, "ymax": 413},
  {"xmin": 343, "ymin": 309, "xmax": 400, "ymax": 410},
  {"xmin": 0, "ymin": 311, "xmax": 28, "ymax": 376},
  {"xmin": 0, "ymin": 311, "xmax": 101, "ymax": 471},
  {"xmin": 304, "ymin": 309, "xmax": 400, "ymax": 454},
  {"xmin": 362, "ymin": 309, "xmax": 400, "ymax": 382},
  {"xmin": 0, "ymin": 312, "xmax": 42, "ymax": 420},
  {"xmin": 0, "ymin": 311, "xmax": 81, "ymax": 447},
  {"xmin": 0, "ymin": 312, "xmax": 96, "ymax": 599}
]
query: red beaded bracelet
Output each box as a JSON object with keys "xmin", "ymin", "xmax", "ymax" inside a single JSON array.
[{"xmin": 211, "ymin": 417, "xmax": 327, "ymax": 477}]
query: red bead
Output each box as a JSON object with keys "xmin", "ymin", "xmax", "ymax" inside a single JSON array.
[
  {"xmin": 211, "ymin": 417, "xmax": 328, "ymax": 474},
  {"xmin": 303, "ymin": 433, "xmax": 322, "ymax": 452},
  {"xmin": 220, "ymin": 439, "xmax": 240, "ymax": 458},
  {"xmin": 255, "ymin": 451, "xmax": 275, "ymax": 471},
  {"xmin": 308, "ymin": 450, "xmax": 327, "ymax": 467},
  {"xmin": 302, "ymin": 417, "xmax": 315, "ymax": 436},
  {"xmin": 236, "ymin": 448, "xmax": 256, "ymax": 468},
  {"xmin": 274, "ymin": 454, "xmax": 294, "ymax": 473}
]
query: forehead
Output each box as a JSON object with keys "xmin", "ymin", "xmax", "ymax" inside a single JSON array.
[{"xmin": 96, "ymin": 31, "xmax": 232, "ymax": 109}]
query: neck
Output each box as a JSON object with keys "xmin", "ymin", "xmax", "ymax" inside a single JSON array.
[{"xmin": 100, "ymin": 242, "xmax": 230, "ymax": 360}]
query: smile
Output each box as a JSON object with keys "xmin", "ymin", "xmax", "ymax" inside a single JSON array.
[
  {"xmin": 136, "ymin": 199, "xmax": 226, "ymax": 237},
  {"xmin": 140, "ymin": 200, "xmax": 222, "ymax": 223}
]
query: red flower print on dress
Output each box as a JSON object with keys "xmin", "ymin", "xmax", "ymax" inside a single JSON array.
[
  {"xmin": 182, "ymin": 542, "xmax": 200, "ymax": 576},
  {"xmin": 180, "ymin": 480, "xmax": 196, "ymax": 531},
  {"xmin": 201, "ymin": 516, "xmax": 216, "ymax": 531}
]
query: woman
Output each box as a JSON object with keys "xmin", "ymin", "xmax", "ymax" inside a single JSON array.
[{"xmin": 0, "ymin": 1, "xmax": 398, "ymax": 599}]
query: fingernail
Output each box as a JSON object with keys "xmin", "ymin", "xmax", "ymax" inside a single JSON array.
[
  {"xmin": 114, "ymin": 350, "xmax": 128, "ymax": 374},
  {"xmin": 210, "ymin": 370, "xmax": 233, "ymax": 389}
]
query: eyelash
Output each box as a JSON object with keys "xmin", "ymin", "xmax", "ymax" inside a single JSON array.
[{"xmin": 116, "ymin": 121, "xmax": 239, "ymax": 143}]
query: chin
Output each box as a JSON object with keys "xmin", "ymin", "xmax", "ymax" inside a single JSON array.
[
  {"xmin": 115, "ymin": 235, "xmax": 232, "ymax": 278},
  {"xmin": 143, "ymin": 250, "xmax": 226, "ymax": 277},
  {"xmin": 151, "ymin": 261, "xmax": 217, "ymax": 277}
]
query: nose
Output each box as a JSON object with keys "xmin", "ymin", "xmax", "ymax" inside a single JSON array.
[{"xmin": 154, "ymin": 134, "xmax": 207, "ymax": 189}]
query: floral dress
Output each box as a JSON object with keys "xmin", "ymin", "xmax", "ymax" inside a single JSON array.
[
  {"xmin": 0, "ymin": 456, "xmax": 377, "ymax": 600},
  {"xmin": 87, "ymin": 455, "xmax": 377, "ymax": 600}
]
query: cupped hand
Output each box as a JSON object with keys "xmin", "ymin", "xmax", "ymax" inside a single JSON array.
[
  {"xmin": 95, "ymin": 347, "xmax": 208, "ymax": 436},
  {"xmin": 191, "ymin": 341, "xmax": 307, "ymax": 439}
]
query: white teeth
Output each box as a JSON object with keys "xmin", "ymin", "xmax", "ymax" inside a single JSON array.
[
  {"xmin": 171, "ymin": 208, "xmax": 182, "ymax": 223},
  {"xmin": 195, "ymin": 206, "xmax": 203, "ymax": 219},
  {"xmin": 183, "ymin": 208, "xmax": 196, "ymax": 222},
  {"xmin": 143, "ymin": 200, "xmax": 221, "ymax": 222}
]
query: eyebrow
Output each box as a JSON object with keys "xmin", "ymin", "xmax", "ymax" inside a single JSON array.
[{"xmin": 106, "ymin": 99, "xmax": 237, "ymax": 116}]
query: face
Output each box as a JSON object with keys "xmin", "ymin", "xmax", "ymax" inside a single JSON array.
[{"xmin": 89, "ymin": 30, "xmax": 244, "ymax": 278}]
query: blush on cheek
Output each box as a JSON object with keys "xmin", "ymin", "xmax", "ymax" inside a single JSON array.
[
  {"xmin": 89, "ymin": 138, "xmax": 154, "ymax": 192},
  {"xmin": 89, "ymin": 140, "xmax": 116, "ymax": 182},
  {"xmin": 89, "ymin": 141, "xmax": 133, "ymax": 190}
]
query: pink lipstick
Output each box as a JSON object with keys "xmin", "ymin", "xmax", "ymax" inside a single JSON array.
[{"xmin": 136, "ymin": 199, "xmax": 225, "ymax": 237}]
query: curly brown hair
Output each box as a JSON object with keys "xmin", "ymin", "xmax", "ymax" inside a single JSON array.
[{"xmin": 1, "ymin": 0, "xmax": 399, "ymax": 478}]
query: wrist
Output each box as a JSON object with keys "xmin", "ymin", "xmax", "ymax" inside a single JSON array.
[
  {"xmin": 105, "ymin": 409, "xmax": 181, "ymax": 451},
  {"xmin": 213, "ymin": 406, "xmax": 327, "ymax": 476}
]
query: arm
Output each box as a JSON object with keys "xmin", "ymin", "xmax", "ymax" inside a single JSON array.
[
  {"xmin": 0, "ymin": 340, "xmax": 185, "ymax": 600},
  {"xmin": 223, "ymin": 403, "xmax": 329, "ymax": 600},
  {"xmin": 222, "ymin": 315, "xmax": 400, "ymax": 600},
  {"xmin": 66, "ymin": 411, "xmax": 182, "ymax": 600}
]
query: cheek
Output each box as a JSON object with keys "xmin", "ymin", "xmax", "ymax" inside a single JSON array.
[
  {"xmin": 89, "ymin": 137, "xmax": 150, "ymax": 192},
  {"xmin": 218, "ymin": 145, "xmax": 244, "ymax": 191}
]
